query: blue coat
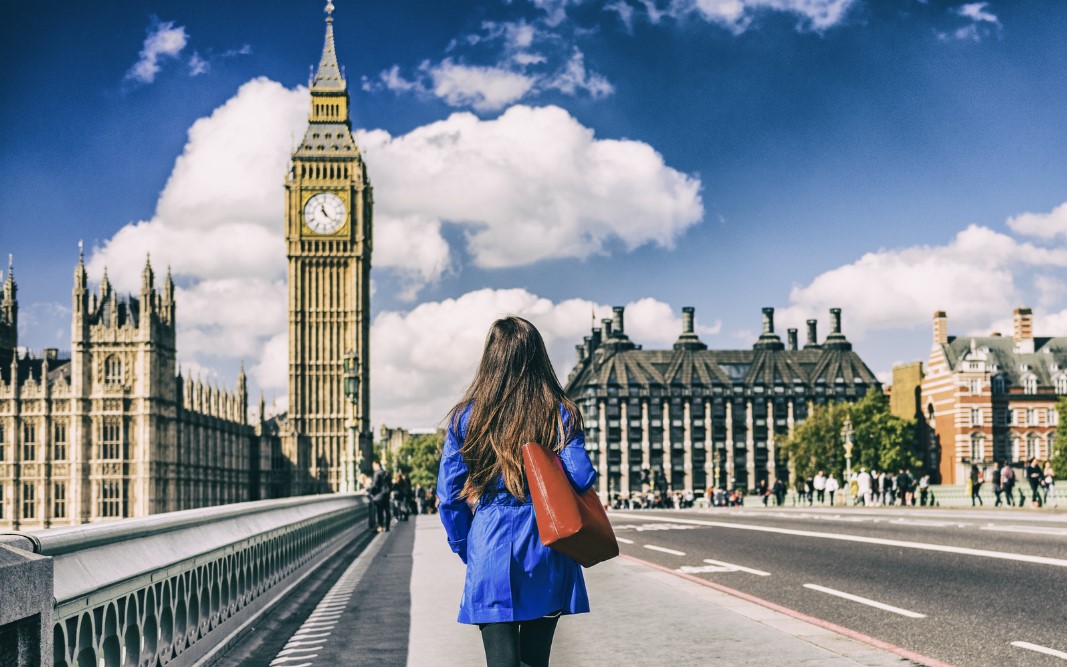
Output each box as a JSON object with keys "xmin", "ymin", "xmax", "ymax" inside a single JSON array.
[{"xmin": 437, "ymin": 404, "xmax": 597, "ymax": 624}]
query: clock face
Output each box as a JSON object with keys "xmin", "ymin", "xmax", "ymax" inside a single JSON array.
[{"xmin": 303, "ymin": 193, "xmax": 346, "ymax": 234}]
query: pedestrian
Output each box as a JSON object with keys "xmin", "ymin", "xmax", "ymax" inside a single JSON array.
[
  {"xmin": 813, "ymin": 470, "xmax": 827, "ymax": 504},
  {"xmin": 1026, "ymin": 458, "xmax": 1044, "ymax": 508},
  {"xmin": 825, "ymin": 475, "xmax": 839, "ymax": 506},
  {"xmin": 795, "ymin": 476, "xmax": 807, "ymax": 506},
  {"xmin": 369, "ymin": 458, "xmax": 393, "ymax": 531},
  {"xmin": 805, "ymin": 477, "xmax": 814, "ymax": 506},
  {"xmin": 437, "ymin": 316, "xmax": 596, "ymax": 667},
  {"xmin": 991, "ymin": 462, "xmax": 1003, "ymax": 507},
  {"xmin": 758, "ymin": 478, "xmax": 770, "ymax": 506},
  {"xmin": 969, "ymin": 464, "xmax": 983, "ymax": 506},
  {"xmin": 772, "ymin": 477, "xmax": 786, "ymax": 507},
  {"xmin": 1001, "ymin": 462, "xmax": 1016, "ymax": 506},
  {"xmin": 896, "ymin": 468, "xmax": 911, "ymax": 506},
  {"xmin": 849, "ymin": 473, "xmax": 859, "ymax": 506},
  {"xmin": 1044, "ymin": 461, "xmax": 1056, "ymax": 507},
  {"xmin": 918, "ymin": 473, "xmax": 930, "ymax": 506},
  {"xmin": 857, "ymin": 468, "xmax": 871, "ymax": 506}
]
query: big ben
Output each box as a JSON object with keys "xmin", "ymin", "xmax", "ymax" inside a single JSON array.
[{"xmin": 285, "ymin": 1, "xmax": 372, "ymax": 493}]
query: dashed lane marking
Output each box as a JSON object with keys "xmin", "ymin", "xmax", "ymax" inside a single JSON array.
[
  {"xmin": 643, "ymin": 544, "xmax": 686, "ymax": 556},
  {"xmin": 981, "ymin": 525, "xmax": 1067, "ymax": 537},
  {"xmin": 269, "ymin": 531, "xmax": 390, "ymax": 667},
  {"xmin": 803, "ymin": 584, "xmax": 926, "ymax": 619},
  {"xmin": 616, "ymin": 537, "xmax": 634, "ymax": 544},
  {"xmin": 1011, "ymin": 641, "xmax": 1067, "ymax": 660},
  {"xmin": 611, "ymin": 512, "xmax": 1067, "ymax": 568},
  {"xmin": 702, "ymin": 558, "xmax": 770, "ymax": 576}
]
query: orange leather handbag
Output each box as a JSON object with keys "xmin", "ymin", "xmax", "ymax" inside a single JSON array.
[{"xmin": 522, "ymin": 441, "xmax": 619, "ymax": 567}]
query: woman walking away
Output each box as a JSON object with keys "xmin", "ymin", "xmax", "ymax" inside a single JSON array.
[
  {"xmin": 969, "ymin": 464, "xmax": 983, "ymax": 506},
  {"xmin": 1026, "ymin": 458, "xmax": 1044, "ymax": 508},
  {"xmin": 437, "ymin": 316, "xmax": 597, "ymax": 667}
]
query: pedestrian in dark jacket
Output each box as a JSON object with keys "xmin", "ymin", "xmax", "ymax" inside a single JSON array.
[
  {"xmin": 1027, "ymin": 458, "xmax": 1044, "ymax": 508},
  {"xmin": 369, "ymin": 459, "xmax": 392, "ymax": 532},
  {"xmin": 991, "ymin": 463, "xmax": 1003, "ymax": 507},
  {"xmin": 438, "ymin": 316, "xmax": 596, "ymax": 667}
]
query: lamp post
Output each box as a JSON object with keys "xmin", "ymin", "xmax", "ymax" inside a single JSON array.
[
  {"xmin": 841, "ymin": 417, "xmax": 855, "ymax": 483},
  {"xmin": 343, "ymin": 351, "xmax": 361, "ymax": 492}
]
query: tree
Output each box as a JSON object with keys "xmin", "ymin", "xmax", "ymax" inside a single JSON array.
[
  {"xmin": 780, "ymin": 388, "xmax": 923, "ymax": 482},
  {"xmin": 396, "ymin": 431, "xmax": 444, "ymax": 489},
  {"xmin": 1053, "ymin": 397, "xmax": 1067, "ymax": 476}
]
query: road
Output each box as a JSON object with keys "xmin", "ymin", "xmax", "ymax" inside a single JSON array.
[{"xmin": 607, "ymin": 506, "xmax": 1067, "ymax": 667}]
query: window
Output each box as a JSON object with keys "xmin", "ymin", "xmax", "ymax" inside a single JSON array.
[
  {"xmin": 993, "ymin": 377, "xmax": 1006, "ymax": 395},
  {"xmin": 100, "ymin": 419, "xmax": 122, "ymax": 460},
  {"xmin": 0, "ymin": 422, "xmax": 5, "ymax": 461},
  {"xmin": 21, "ymin": 483, "xmax": 36, "ymax": 520},
  {"xmin": 53, "ymin": 482, "xmax": 66, "ymax": 519},
  {"xmin": 1027, "ymin": 409, "xmax": 1038, "ymax": 426},
  {"xmin": 1057, "ymin": 376, "xmax": 1067, "ymax": 394},
  {"xmin": 994, "ymin": 409, "xmax": 1006, "ymax": 426},
  {"xmin": 22, "ymin": 422, "xmax": 36, "ymax": 461},
  {"xmin": 1025, "ymin": 377, "xmax": 1038, "ymax": 394},
  {"xmin": 970, "ymin": 433, "xmax": 984, "ymax": 461},
  {"xmin": 1012, "ymin": 436, "xmax": 1022, "ymax": 461},
  {"xmin": 970, "ymin": 407, "xmax": 982, "ymax": 426},
  {"xmin": 969, "ymin": 378, "xmax": 981, "ymax": 394},
  {"xmin": 1049, "ymin": 408, "xmax": 1059, "ymax": 427},
  {"xmin": 104, "ymin": 355, "xmax": 123, "ymax": 386},
  {"xmin": 1026, "ymin": 434, "xmax": 1038, "ymax": 460},
  {"xmin": 0, "ymin": 484, "xmax": 4, "ymax": 520},
  {"xmin": 99, "ymin": 480, "xmax": 125, "ymax": 518},
  {"xmin": 53, "ymin": 420, "xmax": 68, "ymax": 461},
  {"xmin": 1013, "ymin": 409, "xmax": 1022, "ymax": 426}
]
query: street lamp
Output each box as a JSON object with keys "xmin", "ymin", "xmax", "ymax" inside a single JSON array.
[
  {"xmin": 841, "ymin": 417, "xmax": 855, "ymax": 483},
  {"xmin": 343, "ymin": 351, "xmax": 361, "ymax": 492}
]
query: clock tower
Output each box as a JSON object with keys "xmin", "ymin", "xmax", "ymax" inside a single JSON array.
[{"xmin": 285, "ymin": 1, "xmax": 372, "ymax": 493}]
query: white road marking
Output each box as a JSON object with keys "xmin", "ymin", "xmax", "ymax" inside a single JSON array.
[
  {"xmin": 678, "ymin": 564, "xmax": 736, "ymax": 574},
  {"xmin": 703, "ymin": 558, "xmax": 771, "ymax": 576},
  {"xmin": 616, "ymin": 537, "xmax": 635, "ymax": 544},
  {"xmin": 803, "ymin": 584, "xmax": 926, "ymax": 619},
  {"xmin": 981, "ymin": 525, "xmax": 1067, "ymax": 537},
  {"xmin": 611, "ymin": 512, "xmax": 1067, "ymax": 568},
  {"xmin": 888, "ymin": 519, "xmax": 970, "ymax": 528},
  {"xmin": 1011, "ymin": 641, "xmax": 1067, "ymax": 660},
  {"xmin": 643, "ymin": 544, "xmax": 686, "ymax": 556}
]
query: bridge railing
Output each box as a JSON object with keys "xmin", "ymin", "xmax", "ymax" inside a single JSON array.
[{"xmin": 0, "ymin": 494, "xmax": 370, "ymax": 667}]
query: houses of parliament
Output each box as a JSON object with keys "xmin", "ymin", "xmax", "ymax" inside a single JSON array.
[{"xmin": 0, "ymin": 4, "xmax": 373, "ymax": 529}]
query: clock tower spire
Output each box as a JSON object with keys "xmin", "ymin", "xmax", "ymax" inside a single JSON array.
[{"xmin": 284, "ymin": 0, "xmax": 373, "ymax": 494}]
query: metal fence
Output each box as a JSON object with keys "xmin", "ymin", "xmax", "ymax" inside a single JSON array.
[{"xmin": 0, "ymin": 493, "xmax": 369, "ymax": 667}]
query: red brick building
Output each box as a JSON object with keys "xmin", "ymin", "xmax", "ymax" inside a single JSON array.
[{"xmin": 921, "ymin": 308, "xmax": 1061, "ymax": 484}]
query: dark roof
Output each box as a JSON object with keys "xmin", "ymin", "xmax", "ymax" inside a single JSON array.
[{"xmin": 941, "ymin": 336, "xmax": 1067, "ymax": 386}]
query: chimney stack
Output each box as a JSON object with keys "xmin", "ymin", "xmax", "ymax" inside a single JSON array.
[
  {"xmin": 682, "ymin": 306, "xmax": 695, "ymax": 335},
  {"xmin": 805, "ymin": 319, "xmax": 819, "ymax": 349},
  {"xmin": 933, "ymin": 310, "xmax": 948, "ymax": 346},
  {"xmin": 830, "ymin": 308, "xmax": 842, "ymax": 335},
  {"xmin": 602, "ymin": 318, "xmax": 613, "ymax": 339},
  {"xmin": 575, "ymin": 344, "xmax": 585, "ymax": 364},
  {"xmin": 590, "ymin": 328, "xmax": 602, "ymax": 351},
  {"xmin": 787, "ymin": 328, "xmax": 798, "ymax": 351},
  {"xmin": 762, "ymin": 307, "xmax": 775, "ymax": 335},
  {"xmin": 612, "ymin": 306, "xmax": 625, "ymax": 337},
  {"xmin": 673, "ymin": 306, "xmax": 707, "ymax": 351},
  {"xmin": 1013, "ymin": 307, "xmax": 1034, "ymax": 354}
]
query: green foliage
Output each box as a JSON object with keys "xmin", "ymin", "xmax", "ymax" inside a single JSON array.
[
  {"xmin": 780, "ymin": 388, "xmax": 924, "ymax": 481},
  {"xmin": 396, "ymin": 432, "xmax": 444, "ymax": 489},
  {"xmin": 1054, "ymin": 397, "xmax": 1067, "ymax": 475}
]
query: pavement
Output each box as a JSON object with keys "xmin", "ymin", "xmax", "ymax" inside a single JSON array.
[{"xmin": 242, "ymin": 514, "xmax": 933, "ymax": 667}]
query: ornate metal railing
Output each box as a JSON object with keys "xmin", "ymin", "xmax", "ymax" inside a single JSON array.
[{"xmin": 1, "ymin": 494, "xmax": 369, "ymax": 667}]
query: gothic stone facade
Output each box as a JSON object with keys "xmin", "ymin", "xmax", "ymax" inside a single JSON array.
[
  {"xmin": 283, "ymin": 7, "xmax": 373, "ymax": 494},
  {"xmin": 0, "ymin": 258, "xmax": 269, "ymax": 530},
  {"xmin": 565, "ymin": 306, "xmax": 881, "ymax": 496},
  {"xmin": 922, "ymin": 308, "xmax": 1063, "ymax": 485}
]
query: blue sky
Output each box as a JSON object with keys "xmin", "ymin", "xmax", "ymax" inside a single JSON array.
[{"xmin": 3, "ymin": 0, "xmax": 1067, "ymax": 427}]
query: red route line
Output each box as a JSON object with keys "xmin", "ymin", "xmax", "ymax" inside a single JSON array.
[{"xmin": 618, "ymin": 553, "xmax": 954, "ymax": 667}]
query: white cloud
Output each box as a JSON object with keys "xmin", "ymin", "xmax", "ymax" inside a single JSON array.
[
  {"xmin": 957, "ymin": 2, "xmax": 999, "ymax": 25},
  {"xmin": 1006, "ymin": 201, "xmax": 1067, "ymax": 239},
  {"xmin": 188, "ymin": 52, "xmax": 209, "ymax": 76},
  {"xmin": 777, "ymin": 222, "xmax": 1067, "ymax": 340},
  {"xmin": 86, "ymin": 79, "xmax": 702, "ymax": 409},
  {"xmin": 371, "ymin": 288, "xmax": 720, "ymax": 429},
  {"xmin": 938, "ymin": 2, "xmax": 1001, "ymax": 41},
  {"xmin": 126, "ymin": 19, "xmax": 188, "ymax": 84},
  {"xmin": 632, "ymin": 0, "xmax": 857, "ymax": 33},
  {"xmin": 428, "ymin": 59, "xmax": 537, "ymax": 112},
  {"xmin": 358, "ymin": 104, "xmax": 703, "ymax": 268},
  {"xmin": 545, "ymin": 50, "xmax": 615, "ymax": 98}
]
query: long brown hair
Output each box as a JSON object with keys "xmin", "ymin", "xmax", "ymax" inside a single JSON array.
[{"xmin": 448, "ymin": 316, "xmax": 583, "ymax": 504}]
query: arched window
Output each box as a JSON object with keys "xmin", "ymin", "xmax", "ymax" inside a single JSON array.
[
  {"xmin": 104, "ymin": 355, "xmax": 122, "ymax": 385},
  {"xmin": 1026, "ymin": 433, "xmax": 1038, "ymax": 460},
  {"xmin": 1012, "ymin": 436, "xmax": 1022, "ymax": 462},
  {"xmin": 970, "ymin": 432, "xmax": 984, "ymax": 461},
  {"xmin": 992, "ymin": 376, "xmax": 1006, "ymax": 395}
]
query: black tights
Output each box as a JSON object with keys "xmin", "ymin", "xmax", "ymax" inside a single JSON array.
[{"xmin": 478, "ymin": 615, "xmax": 560, "ymax": 667}]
